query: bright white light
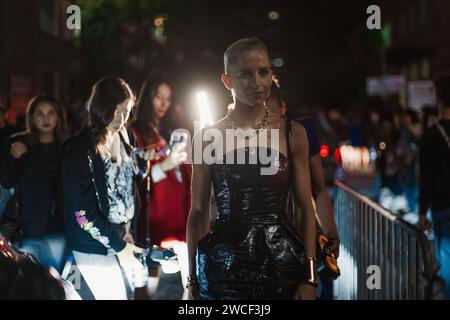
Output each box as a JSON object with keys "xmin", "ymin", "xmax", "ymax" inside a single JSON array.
[
  {"xmin": 268, "ymin": 11, "xmax": 280, "ymax": 20},
  {"xmin": 154, "ymin": 17, "xmax": 164, "ymax": 27},
  {"xmin": 273, "ymin": 58, "xmax": 284, "ymax": 67},
  {"xmin": 334, "ymin": 245, "xmax": 358, "ymax": 300},
  {"xmin": 196, "ymin": 91, "xmax": 213, "ymax": 129},
  {"xmin": 369, "ymin": 147, "xmax": 378, "ymax": 161},
  {"xmin": 171, "ymin": 242, "xmax": 189, "ymax": 289},
  {"xmin": 340, "ymin": 145, "xmax": 375, "ymax": 173}
]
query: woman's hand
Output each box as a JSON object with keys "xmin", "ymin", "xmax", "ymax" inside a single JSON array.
[
  {"xmin": 327, "ymin": 238, "xmax": 340, "ymax": 258},
  {"xmin": 10, "ymin": 142, "xmax": 28, "ymax": 159},
  {"xmin": 123, "ymin": 233, "xmax": 135, "ymax": 244},
  {"xmin": 143, "ymin": 143, "xmax": 159, "ymax": 160},
  {"xmin": 146, "ymin": 148, "xmax": 157, "ymax": 161},
  {"xmin": 160, "ymin": 149, "xmax": 187, "ymax": 172},
  {"xmin": 122, "ymin": 222, "xmax": 135, "ymax": 244},
  {"xmin": 293, "ymin": 282, "xmax": 316, "ymax": 300}
]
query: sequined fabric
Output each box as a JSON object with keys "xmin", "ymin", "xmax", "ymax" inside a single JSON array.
[{"xmin": 197, "ymin": 147, "xmax": 306, "ymax": 300}]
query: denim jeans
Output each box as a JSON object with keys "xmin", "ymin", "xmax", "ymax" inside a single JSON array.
[
  {"xmin": 0, "ymin": 186, "xmax": 14, "ymax": 219},
  {"xmin": 18, "ymin": 234, "xmax": 66, "ymax": 273},
  {"xmin": 432, "ymin": 207, "xmax": 450, "ymax": 299}
]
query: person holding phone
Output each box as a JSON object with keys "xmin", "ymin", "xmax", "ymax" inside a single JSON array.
[{"xmin": 130, "ymin": 75, "xmax": 190, "ymax": 247}]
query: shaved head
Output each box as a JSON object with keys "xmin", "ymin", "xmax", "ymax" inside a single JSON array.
[{"xmin": 224, "ymin": 37, "xmax": 269, "ymax": 74}]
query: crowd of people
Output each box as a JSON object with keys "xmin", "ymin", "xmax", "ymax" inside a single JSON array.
[
  {"xmin": 0, "ymin": 75, "xmax": 191, "ymax": 299},
  {"xmin": 301, "ymin": 99, "xmax": 434, "ymax": 216},
  {"xmin": 293, "ymin": 77, "xmax": 450, "ymax": 300}
]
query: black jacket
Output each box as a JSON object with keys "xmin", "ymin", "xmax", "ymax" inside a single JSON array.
[
  {"xmin": 0, "ymin": 132, "xmax": 63, "ymax": 239},
  {"xmin": 62, "ymin": 130, "xmax": 128, "ymax": 255},
  {"xmin": 420, "ymin": 119, "xmax": 450, "ymax": 214},
  {"xmin": 0, "ymin": 124, "xmax": 18, "ymax": 166}
]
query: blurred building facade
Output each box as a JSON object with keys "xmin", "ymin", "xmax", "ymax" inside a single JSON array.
[
  {"xmin": 0, "ymin": 0, "xmax": 80, "ymax": 121},
  {"xmin": 384, "ymin": 0, "xmax": 450, "ymax": 80}
]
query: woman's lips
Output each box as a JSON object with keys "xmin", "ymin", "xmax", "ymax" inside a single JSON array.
[{"xmin": 248, "ymin": 92, "xmax": 265, "ymax": 97}]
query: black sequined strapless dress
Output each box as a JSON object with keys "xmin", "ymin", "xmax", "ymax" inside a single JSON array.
[{"xmin": 197, "ymin": 147, "xmax": 306, "ymax": 300}]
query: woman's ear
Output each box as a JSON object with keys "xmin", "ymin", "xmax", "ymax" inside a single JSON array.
[{"xmin": 221, "ymin": 73, "xmax": 233, "ymax": 90}]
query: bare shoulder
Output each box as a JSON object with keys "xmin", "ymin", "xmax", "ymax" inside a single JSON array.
[
  {"xmin": 290, "ymin": 120, "xmax": 308, "ymax": 150},
  {"xmin": 269, "ymin": 112, "xmax": 284, "ymax": 130},
  {"xmin": 289, "ymin": 120, "xmax": 307, "ymax": 137},
  {"xmin": 210, "ymin": 116, "xmax": 229, "ymax": 131}
]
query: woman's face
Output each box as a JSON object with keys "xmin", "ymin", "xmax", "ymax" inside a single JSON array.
[
  {"xmin": 152, "ymin": 83, "xmax": 171, "ymax": 119},
  {"xmin": 225, "ymin": 49, "xmax": 273, "ymax": 107},
  {"xmin": 107, "ymin": 99, "xmax": 134, "ymax": 133},
  {"xmin": 32, "ymin": 102, "xmax": 58, "ymax": 134}
]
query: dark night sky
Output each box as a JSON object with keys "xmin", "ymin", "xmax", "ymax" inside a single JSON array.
[{"xmin": 77, "ymin": 0, "xmax": 383, "ymax": 118}]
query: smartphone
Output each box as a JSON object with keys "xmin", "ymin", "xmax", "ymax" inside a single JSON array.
[{"xmin": 169, "ymin": 130, "xmax": 189, "ymax": 153}]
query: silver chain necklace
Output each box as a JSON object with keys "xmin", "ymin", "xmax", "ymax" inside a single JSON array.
[{"xmin": 226, "ymin": 106, "xmax": 271, "ymax": 139}]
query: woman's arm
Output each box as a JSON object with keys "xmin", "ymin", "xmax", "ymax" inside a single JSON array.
[
  {"xmin": 289, "ymin": 121, "xmax": 317, "ymax": 299},
  {"xmin": 310, "ymin": 154, "xmax": 340, "ymax": 257},
  {"xmin": 290, "ymin": 122, "xmax": 316, "ymax": 257},
  {"xmin": 150, "ymin": 148, "xmax": 187, "ymax": 183},
  {"xmin": 186, "ymin": 130, "xmax": 212, "ymax": 299},
  {"xmin": 62, "ymin": 145, "xmax": 126, "ymax": 252}
]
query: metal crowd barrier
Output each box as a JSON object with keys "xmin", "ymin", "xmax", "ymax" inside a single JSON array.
[{"xmin": 333, "ymin": 180, "xmax": 436, "ymax": 300}]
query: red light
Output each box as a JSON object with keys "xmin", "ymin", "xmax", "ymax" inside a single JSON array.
[
  {"xmin": 0, "ymin": 240, "xmax": 4, "ymax": 246},
  {"xmin": 320, "ymin": 145, "xmax": 330, "ymax": 158},
  {"xmin": 334, "ymin": 147, "xmax": 342, "ymax": 165}
]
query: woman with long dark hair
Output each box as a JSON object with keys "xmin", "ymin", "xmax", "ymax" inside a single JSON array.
[
  {"xmin": 131, "ymin": 76, "xmax": 190, "ymax": 247},
  {"xmin": 62, "ymin": 77, "xmax": 146, "ymax": 300},
  {"xmin": 0, "ymin": 95, "xmax": 68, "ymax": 272}
]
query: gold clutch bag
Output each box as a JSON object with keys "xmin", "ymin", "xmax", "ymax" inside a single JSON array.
[{"xmin": 317, "ymin": 233, "xmax": 340, "ymax": 280}]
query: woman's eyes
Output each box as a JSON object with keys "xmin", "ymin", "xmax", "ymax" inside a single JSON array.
[
  {"xmin": 35, "ymin": 111, "xmax": 56, "ymax": 116},
  {"xmin": 155, "ymin": 95, "xmax": 170, "ymax": 105},
  {"xmin": 156, "ymin": 95, "xmax": 169, "ymax": 101},
  {"xmin": 238, "ymin": 69, "xmax": 271, "ymax": 77}
]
